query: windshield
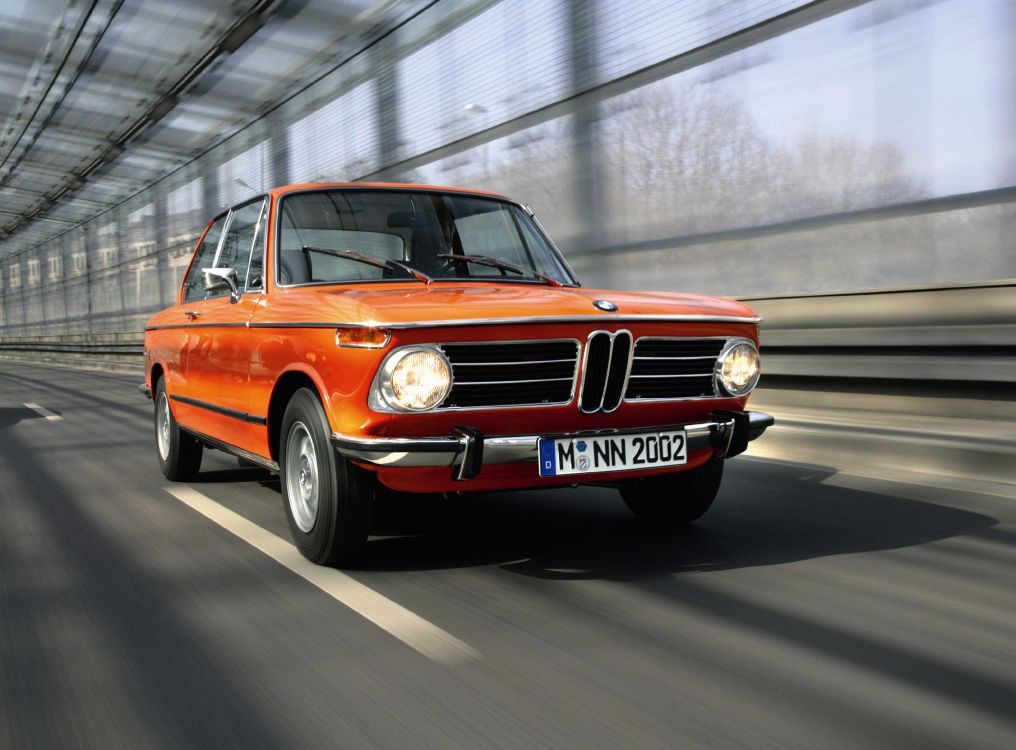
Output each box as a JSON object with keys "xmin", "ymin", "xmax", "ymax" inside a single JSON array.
[{"xmin": 275, "ymin": 189, "xmax": 577, "ymax": 287}]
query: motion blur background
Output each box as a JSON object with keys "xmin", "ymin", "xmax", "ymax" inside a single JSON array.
[{"xmin": 1, "ymin": 0, "xmax": 1014, "ymax": 481}]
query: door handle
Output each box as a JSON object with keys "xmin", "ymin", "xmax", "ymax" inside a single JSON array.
[{"xmin": 184, "ymin": 310, "xmax": 203, "ymax": 320}]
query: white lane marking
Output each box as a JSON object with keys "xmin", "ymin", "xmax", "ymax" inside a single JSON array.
[
  {"xmin": 23, "ymin": 402, "xmax": 62, "ymax": 421},
  {"xmin": 163, "ymin": 486, "xmax": 479, "ymax": 665}
]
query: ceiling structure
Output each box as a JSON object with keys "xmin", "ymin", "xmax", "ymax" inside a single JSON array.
[{"xmin": 0, "ymin": 0, "xmax": 423, "ymax": 258}]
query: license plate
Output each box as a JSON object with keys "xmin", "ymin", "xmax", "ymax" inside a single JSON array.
[{"xmin": 538, "ymin": 430, "xmax": 687, "ymax": 477}]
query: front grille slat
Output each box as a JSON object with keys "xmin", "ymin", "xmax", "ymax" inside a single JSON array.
[
  {"xmin": 441, "ymin": 342, "xmax": 577, "ymax": 362},
  {"xmin": 450, "ymin": 361, "xmax": 577, "ymax": 383},
  {"xmin": 452, "ymin": 358, "xmax": 576, "ymax": 366},
  {"xmin": 439, "ymin": 340, "xmax": 579, "ymax": 409},
  {"xmin": 579, "ymin": 332, "xmax": 612, "ymax": 412},
  {"xmin": 454, "ymin": 377, "xmax": 574, "ymax": 385},
  {"xmin": 632, "ymin": 355, "xmax": 715, "ymax": 361},
  {"xmin": 602, "ymin": 331, "xmax": 632, "ymax": 412},
  {"xmin": 434, "ymin": 336, "xmax": 726, "ymax": 409},
  {"xmin": 625, "ymin": 338, "xmax": 723, "ymax": 401}
]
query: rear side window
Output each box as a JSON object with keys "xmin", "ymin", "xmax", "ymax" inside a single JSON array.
[{"xmin": 181, "ymin": 216, "xmax": 226, "ymax": 301}]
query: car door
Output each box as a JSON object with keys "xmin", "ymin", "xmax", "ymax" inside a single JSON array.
[
  {"xmin": 174, "ymin": 198, "xmax": 268, "ymax": 455},
  {"xmin": 158, "ymin": 214, "xmax": 227, "ymax": 399}
]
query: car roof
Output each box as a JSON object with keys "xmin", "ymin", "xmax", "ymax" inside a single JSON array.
[{"xmin": 269, "ymin": 182, "xmax": 513, "ymax": 201}]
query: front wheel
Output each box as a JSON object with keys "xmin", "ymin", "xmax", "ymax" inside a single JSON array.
[
  {"xmin": 619, "ymin": 457, "xmax": 724, "ymax": 526},
  {"xmin": 280, "ymin": 388, "xmax": 373, "ymax": 565},
  {"xmin": 154, "ymin": 377, "xmax": 202, "ymax": 481}
]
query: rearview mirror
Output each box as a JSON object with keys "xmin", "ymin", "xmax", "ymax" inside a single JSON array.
[{"xmin": 202, "ymin": 267, "xmax": 240, "ymax": 303}]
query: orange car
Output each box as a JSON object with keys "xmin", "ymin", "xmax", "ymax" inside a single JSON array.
[{"xmin": 143, "ymin": 183, "xmax": 772, "ymax": 564}]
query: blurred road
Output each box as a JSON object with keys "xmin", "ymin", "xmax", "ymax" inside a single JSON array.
[{"xmin": 2, "ymin": 361, "xmax": 1015, "ymax": 749}]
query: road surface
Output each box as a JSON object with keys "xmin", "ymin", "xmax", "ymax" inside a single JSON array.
[{"xmin": 2, "ymin": 361, "xmax": 1014, "ymax": 749}]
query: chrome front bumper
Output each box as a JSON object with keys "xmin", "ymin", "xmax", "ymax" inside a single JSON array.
[{"xmin": 332, "ymin": 411, "xmax": 773, "ymax": 481}]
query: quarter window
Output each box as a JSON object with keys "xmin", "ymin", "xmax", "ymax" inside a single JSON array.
[
  {"xmin": 182, "ymin": 215, "xmax": 226, "ymax": 301},
  {"xmin": 217, "ymin": 199, "xmax": 266, "ymax": 288}
]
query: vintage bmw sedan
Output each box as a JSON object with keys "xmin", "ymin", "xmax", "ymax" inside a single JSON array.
[{"xmin": 143, "ymin": 183, "xmax": 772, "ymax": 565}]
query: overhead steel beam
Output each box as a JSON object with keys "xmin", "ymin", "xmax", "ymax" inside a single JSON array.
[
  {"xmin": 0, "ymin": 0, "xmax": 432, "ymax": 260},
  {"xmin": 0, "ymin": 0, "xmax": 280, "ymax": 241}
]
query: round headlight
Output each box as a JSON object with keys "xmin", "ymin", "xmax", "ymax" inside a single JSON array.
[
  {"xmin": 381, "ymin": 347, "xmax": 452, "ymax": 411},
  {"xmin": 716, "ymin": 340, "xmax": 760, "ymax": 397}
]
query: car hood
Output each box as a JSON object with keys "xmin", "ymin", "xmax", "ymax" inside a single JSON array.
[{"xmin": 293, "ymin": 283, "xmax": 759, "ymax": 327}]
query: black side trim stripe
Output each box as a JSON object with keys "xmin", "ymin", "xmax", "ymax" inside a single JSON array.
[
  {"xmin": 170, "ymin": 394, "xmax": 267, "ymax": 425},
  {"xmin": 179, "ymin": 425, "xmax": 279, "ymax": 472}
]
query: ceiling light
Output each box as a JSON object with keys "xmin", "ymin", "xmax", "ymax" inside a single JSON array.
[
  {"xmin": 149, "ymin": 95, "xmax": 177, "ymax": 122},
  {"xmin": 220, "ymin": 16, "xmax": 263, "ymax": 53}
]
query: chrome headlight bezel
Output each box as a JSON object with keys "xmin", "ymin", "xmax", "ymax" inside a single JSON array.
[
  {"xmin": 369, "ymin": 345, "xmax": 453, "ymax": 413},
  {"xmin": 714, "ymin": 338, "xmax": 760, "ymax": 397}
]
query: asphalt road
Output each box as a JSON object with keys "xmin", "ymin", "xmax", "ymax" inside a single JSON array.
[{"xmin": 2, "ymin": 360, "xmax": 1015, "ymax": 749}]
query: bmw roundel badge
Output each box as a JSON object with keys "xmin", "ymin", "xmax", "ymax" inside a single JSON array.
[{"xmin": 593, "ymin": 299, "xmax": 619, "ymax": 312}]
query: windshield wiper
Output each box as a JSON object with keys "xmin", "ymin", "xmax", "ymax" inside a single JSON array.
[
  {"xmin": 435, "ymin": 254, "xmax": 563, "ymax": 287},
  {"xmin": 301, "ymin": 247, "xmax": 431, "ymax": 283}
]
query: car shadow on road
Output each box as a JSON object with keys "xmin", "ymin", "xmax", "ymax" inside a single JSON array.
[
  {"xmin": 0, "ymin": 406, "xmax": 44, "ymax": 430},
  {"xmin": 350, "ymin": 458, "xmax": 997, "ymax": 578}
]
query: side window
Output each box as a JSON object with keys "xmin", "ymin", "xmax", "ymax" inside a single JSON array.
[
  {"xmin": 217, "ymin": 199, "xmax": 265, "ymax": 288},
  {"xmin": 181, "ymin": 216, "xmax": 226, "ymax": 302}
]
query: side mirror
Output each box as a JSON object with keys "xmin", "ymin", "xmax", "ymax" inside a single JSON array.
[{"xmin": 202, "ymin": 267, "xmax": 240, "ymax": 303}]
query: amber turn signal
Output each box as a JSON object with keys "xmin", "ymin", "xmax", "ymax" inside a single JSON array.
[{"xmin": 335, "ymin": 326, "xmax": 391, "ymax": 348}]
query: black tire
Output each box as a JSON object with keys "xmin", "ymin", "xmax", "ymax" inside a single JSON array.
[
  {"xmin": 154, "ymin": 376, "xmax": 202, "ymax": 481},
  {"xmin": 620, "ymin": 458, "xmax": 724, "ymax": 526},
  {"xmin": 280, "ymin": 388, "xmax": 373, "ymax": 565}
]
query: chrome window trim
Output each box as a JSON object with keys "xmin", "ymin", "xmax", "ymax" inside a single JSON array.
[
  {"xmin": 272, "ymin": 186, "xmax": 581, "ymax": 290},
  {"xmin": 622, "ymin": 335, "xmax": 738, "ymax": 404},
  {"xmin": 184, "ymin": 194, "xmax": 271, "ymax": 302},
  {"xmin": 181, "ymin": 210, "xmax": 230, "ymax": 303},
  {"xmin": 243, "ymin": 198, "xmax": 270, "ymax": 292},
  {"xmin": 214, "ymin": 195, "xmax": 268, "ymax": 290},
  {"xmin": 208, "ymin": 207, "xmax": 235, "ymax": 270}
]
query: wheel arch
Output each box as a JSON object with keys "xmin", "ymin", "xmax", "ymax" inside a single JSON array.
[
  {"xmin": 266, "ymin": 367, "xmax": 330, "ymax": 463},
  {"xmin": 150, "ymin": 361, "xmax": 165, "ymax": 389}
]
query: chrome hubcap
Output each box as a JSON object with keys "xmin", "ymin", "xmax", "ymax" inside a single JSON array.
[
  {"xmin": 286, "ymin": 422, "xmax": 319, "ymax": 533},
  {"xmin": 156, "ymin": 393, "xmax": 171, "ymax": 461}
]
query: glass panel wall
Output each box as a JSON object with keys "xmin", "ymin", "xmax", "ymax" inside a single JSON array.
[{"xmin": 1, "ymin": 0, "xmax": 1013, "ymax": 335}]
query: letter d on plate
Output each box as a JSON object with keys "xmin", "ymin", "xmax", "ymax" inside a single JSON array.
[{"xmin": 538, "ymin": 439, "xmax": 557, "ymax": 476}]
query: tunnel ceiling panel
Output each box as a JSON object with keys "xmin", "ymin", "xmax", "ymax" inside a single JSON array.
[{"xmin": 0, "ymin": 0, "xmax": 426, "ymax": 258}]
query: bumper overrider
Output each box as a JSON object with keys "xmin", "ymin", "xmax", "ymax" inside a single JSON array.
[{"xmin": 332, "ymin": 411, "xmax": 774, "ymax": 481}]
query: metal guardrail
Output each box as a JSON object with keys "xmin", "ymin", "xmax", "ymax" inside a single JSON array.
[
  {"xmin": 0, "ymin": 333, "xmax": 144, "ymax": 372},
  {"xmin": 2, "ymin": 281, "xmax": 1013, "ymax": 385},
  {"xmin": 746, "ymin": 281, "xmax": 1016, "ymax": 385}
]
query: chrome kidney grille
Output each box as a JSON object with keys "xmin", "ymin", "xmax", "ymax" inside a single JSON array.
[
  {"xmin": 438, "ymin": 340, "xmax": 580, "ymax": 409},
  {"xmin": 625, "ymin": 338, "xmax": 725, "ymax": 400},
  {"xmin": 435, "ymin": 335, "xmax": 725, "ymax": 410},
  {"xmin": 579, "ymin": 331, "xmax": 633, "ymax": 413}
]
